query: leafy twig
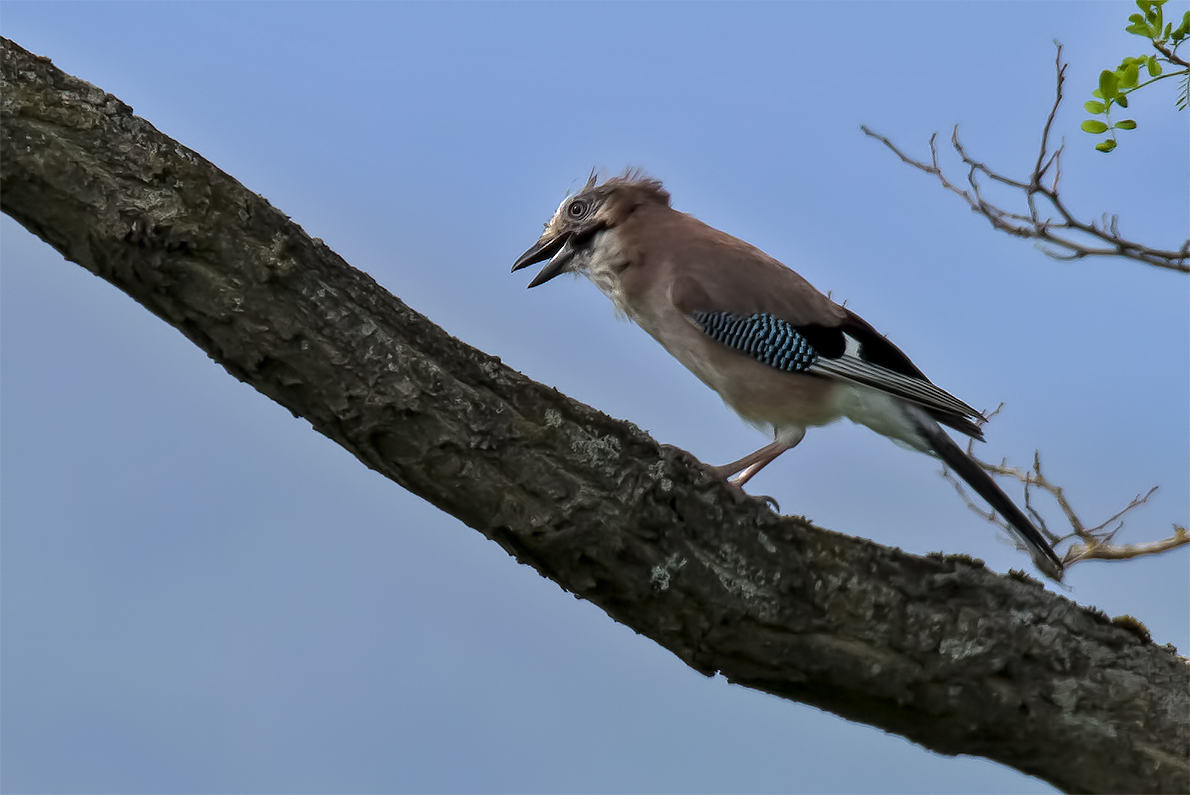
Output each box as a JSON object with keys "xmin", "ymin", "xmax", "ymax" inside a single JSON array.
[{"xmin": 1080, "ymin": 0, "xmax": 1189, "ymax": 151}]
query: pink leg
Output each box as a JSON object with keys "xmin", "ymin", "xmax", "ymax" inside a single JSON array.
[{"xmin": 710, "ymin": 429, "xmax": 807, "ymax": 488}]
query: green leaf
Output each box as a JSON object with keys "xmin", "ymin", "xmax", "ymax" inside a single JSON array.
[
  {"xmin": 1129, "ymin": 12, "xmax": 1145, "ymax": 23},
  {"xmin": 1117, "ymin": 93, "xmax": 1130, "ymax": 108},
  {"xmin": 1172, "ymin": 9, "xmax": 1190, "ymax": 39},
  {"xmin": 1126, "ymin": 22, "xmax": 1151, "ymax": 35},
  {"xmin": 1100, "ymin": 69, "xmax": 1119, "ymax": 100},
  {"xmin": 1082, "ymin": 120, "xmax": 1110, "ymax": 133},
  {"xmin": 1091, "ymin": 88, "xmax": 1104, "ymax": 99},
  {"xmin": 1096, "ymin": 139, "xmax": 1118, "ymax": 152},
  {"xmin": 1114, "ymin": 119, "xmax": 1138, "ymax": 129},
  {"xmin": 1122, "ymin": 61, "xmax": 1140, "ymax": 87},
  {"xmin": 1084, "ymin": 100, "xmax": 1107, "ymax": 113},
  {"xmin": 1147, "ymin": 55, "xmax": 1163, "ymax": 76}
]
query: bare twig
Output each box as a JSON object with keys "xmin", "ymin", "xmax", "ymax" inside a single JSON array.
[
  {"xmin": 1066, "ymin": 524, "xmax": 1189, "ymax": 564},
  {"xmin": 861, "ymin": 43, "xmax": 1190, "ymax": 274}
]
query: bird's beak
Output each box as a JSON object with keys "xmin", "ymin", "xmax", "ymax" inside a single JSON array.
[{"xmin": 512, "ymin": 231, "xmax": 576, "ymax": 288}]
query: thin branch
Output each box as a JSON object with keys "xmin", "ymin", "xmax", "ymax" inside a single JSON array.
[
  {"xmin": 1033, "ymin": 46, "xmax": 1067, "ymax": 185},
  {"xmin": 861, "ymin": 43, "xmax": 1190, "ymax": 274},
  {"xmin": 1067, "ymin": 524, "xmax": 1189, "ymax": 563},
  {"xmin": 1152, "ymin": 37, "xmax": 1189, "ymax": 70}
]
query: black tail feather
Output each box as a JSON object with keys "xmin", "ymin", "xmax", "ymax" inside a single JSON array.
[{"xmin": 906, "ymin": 407, "xmax": 1065, "ymax": 580}]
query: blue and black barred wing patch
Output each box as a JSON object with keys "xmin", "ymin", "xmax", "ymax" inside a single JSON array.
[
  {"xmin": 690, "ymin": 310, "xmax": 982, "ymax": 432},
  {"xmin": 690, "ymin": 311, "xmax": 819, "ymax": 373}
]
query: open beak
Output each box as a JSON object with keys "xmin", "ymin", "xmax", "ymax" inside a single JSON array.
[{"xmin": 512, "ymin": 231, "xmax": 576, "ymax": 288}]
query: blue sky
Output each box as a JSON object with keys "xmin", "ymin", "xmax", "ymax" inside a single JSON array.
[{"xmin": 2, "ymin": 3, "xmax": 1187, "ymax": 793}]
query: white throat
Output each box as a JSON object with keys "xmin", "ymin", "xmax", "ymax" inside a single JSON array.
[{"xmin": 580, "ymin": 229, "xmax": 632, "ymax": 317}]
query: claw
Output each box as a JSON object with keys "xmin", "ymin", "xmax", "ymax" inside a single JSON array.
[
  {"xmin": 716, "ymin": 473, "xmax": 781, "ymax": 512},
  {"xmin": 755, "ymin": 493, "xmax": 781, "ymax": 512}
]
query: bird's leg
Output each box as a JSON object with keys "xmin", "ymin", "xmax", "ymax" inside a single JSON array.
[
  {"xmin": 710, "ymin": 429, "xmax": 806, "ymax": 488},
  {"xmin": 729, "ymin": 444, "xmax": 788, "ymax": 487},
  {"xmin": 709, "ymin": 440, "xmax": 784, "ymax": 483}
]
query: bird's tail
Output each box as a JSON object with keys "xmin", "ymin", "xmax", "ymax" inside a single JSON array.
[{"xmin": 904, "ymin": 406, "xmax": 1065, "ymax": 580}]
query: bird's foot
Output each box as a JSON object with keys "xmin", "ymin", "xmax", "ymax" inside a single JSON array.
[{"xmin": 717, "ymin": 473, "xmax": 781, "ymax": 512}]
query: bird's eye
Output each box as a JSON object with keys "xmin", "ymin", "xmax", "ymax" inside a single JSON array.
[{"xmin": 567, "ymin": 200, "xmax": 588, "ymax": 219}]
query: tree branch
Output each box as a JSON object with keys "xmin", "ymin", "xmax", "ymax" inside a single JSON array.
[
  {"xmin": 861, "ymin": 43, "xmax": 1190, "ymax": 274},
  {"xmin": 2, "ymin": 37, "xmax": 1186, "ymax": 794}
]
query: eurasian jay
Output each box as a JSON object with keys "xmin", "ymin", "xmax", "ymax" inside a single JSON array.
[{"xmin": 512, "ymin": 172, "xmax": 1064, "ymax": 580}]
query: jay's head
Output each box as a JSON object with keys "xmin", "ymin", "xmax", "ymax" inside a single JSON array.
[{"xmin": 512, "ymin": 171, "xmax": 670, "ymax": 287}]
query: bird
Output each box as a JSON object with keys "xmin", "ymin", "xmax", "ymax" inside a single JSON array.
[{"xmin": 512, "ymin": 171, "xmax": 1064, "ymax": 580}]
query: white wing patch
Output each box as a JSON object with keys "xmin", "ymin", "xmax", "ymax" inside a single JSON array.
[{"xmin": 842, "ymin": 332, "xmax": 863, "ymax": 359}]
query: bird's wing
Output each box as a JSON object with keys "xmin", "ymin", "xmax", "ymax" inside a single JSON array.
[{"xmin": 665, "ymin": 230, "xmax": 984, "ymax": 438}]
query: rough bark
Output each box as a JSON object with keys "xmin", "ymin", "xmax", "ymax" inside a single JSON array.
[{"xmin": 2, "ymin": 37, "xmax": 1186, "ymax": 794}]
